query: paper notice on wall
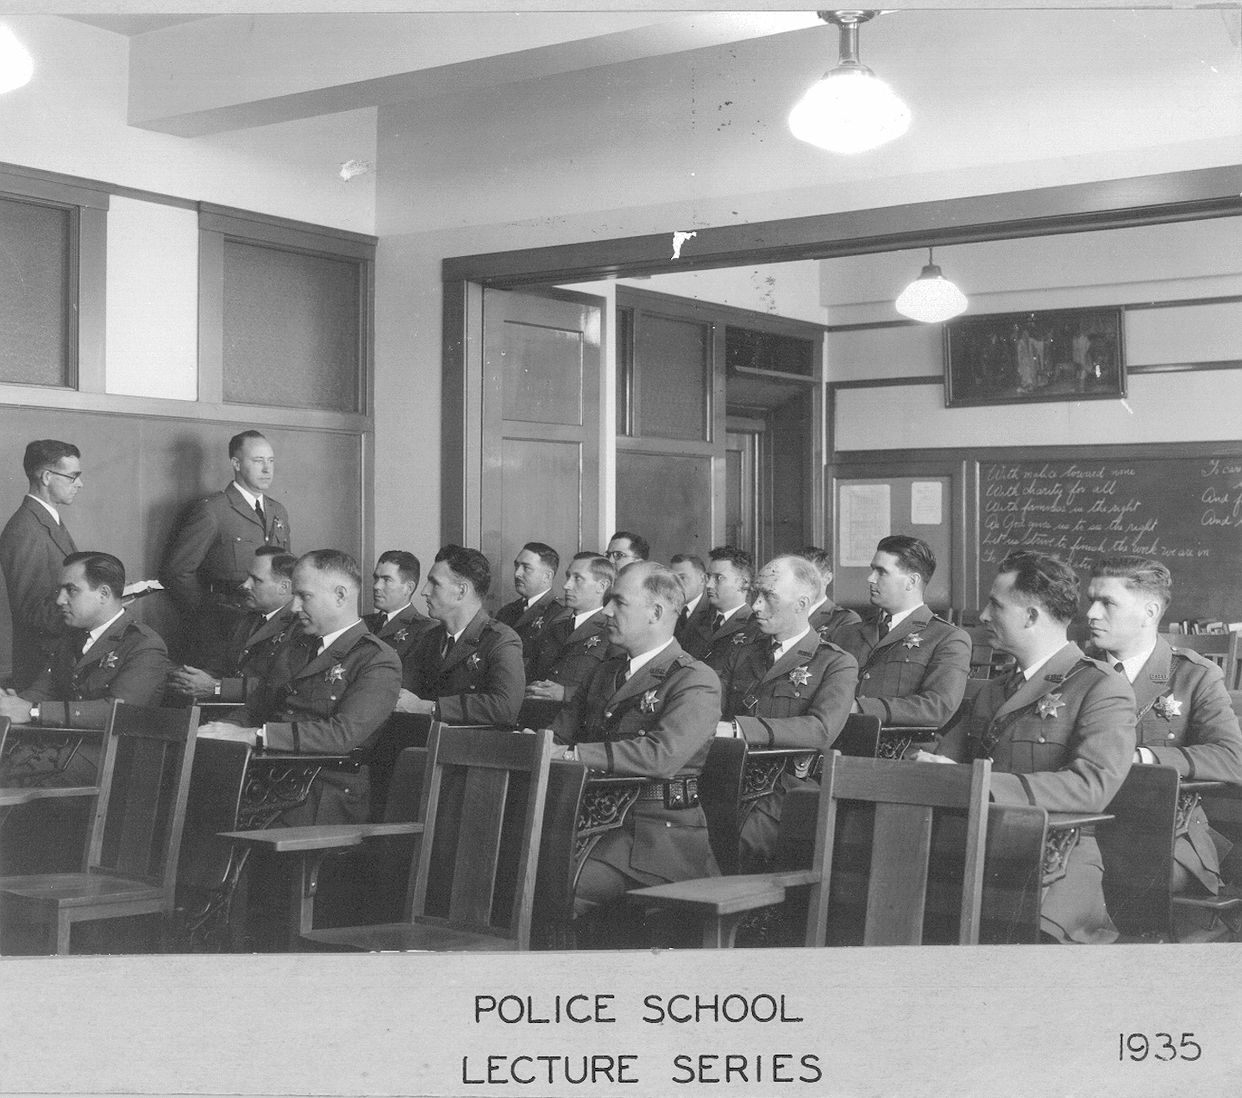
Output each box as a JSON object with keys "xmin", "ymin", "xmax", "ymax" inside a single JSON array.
[
  {"xmin": 911, "ymin": 481, "xmax": 943, "ymax": 525},
  {"xmin": 838, "ymin": 483, "xmax": 891, "ymax": 567}
]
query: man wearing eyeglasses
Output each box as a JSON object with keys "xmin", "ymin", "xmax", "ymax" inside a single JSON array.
[
  {"xmin": 0, "ymin": 440, "xmax": 83, "ymax": 690},
  {"xmin": 605, "ymin": 531, "xmax": 649, "ymax": 571}
]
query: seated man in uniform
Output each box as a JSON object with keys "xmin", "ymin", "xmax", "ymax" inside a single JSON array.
[
  {"xmin": 0, "ymin": 550, "xmax": 171, "ymax": 731},
  {"xmin": 799, "ymin": 546, "xmax": 861, "ymax": 644},
  {"xmin": 398, "ymin": 545, "xmax": 525, "ymax": 726},
  {"xmin": 921, "ymin": 550, "xmax": 1136, "ymax": 943},
  {"xmin": 671, "ymin": 553, "xmax": 713, "ymax": 659},
  {"xmin": 521, "ymin": 552, "xmax": 620, "ymax": 728},
  {"xmin": 716, "ymin": 555, "xmax": 858, "ymax": 870},
  {"xmin": 700, "ymin": 545, "xmax": 759, "ymax": 676},
  {"xmin": 495, "ymin": 541, "xmax": 566, "ymax": 678},
  {"xmin": 605, "ymin": 530, "xmax": 649, "ymax": 571},
  {"xmin": 1085, "ymin": 555, "xmax": 1242, "ymax": 897},
  {"xmin": 198, "ymin": 549, "xmax": 401, "ymax": 826},
  {"xmin": 365, "ymin": 550, "xmax": 436, "ymax": 663},
  {"xmin": 837, "ymin": 535, "xmax": 970, "ymax": 729},
  {"xmin": 545, "ymin": 561, "xmax": 720, "ymax": 927},
  {"xmin": 168, "ymin": 547, "xmax": 299, "ymax": 704}
]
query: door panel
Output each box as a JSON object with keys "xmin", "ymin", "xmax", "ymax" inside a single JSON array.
[{"xmin": 616, "ymin": 450, "xmax": 715, "ymax": 564}]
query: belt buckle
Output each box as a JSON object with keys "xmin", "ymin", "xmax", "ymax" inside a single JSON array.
[{"xmin": 664, "ymin": 780, "xmax": 685, "ymax": 810}]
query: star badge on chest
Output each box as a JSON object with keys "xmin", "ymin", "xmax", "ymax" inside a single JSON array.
[
  {"xmin": 903, "ymin": 632, "xmax": 922, "ymax": 649},
  {"xmin": 788, "ymin": 666, "xmax": 812, "ymax": 687},
  {"xmin": 327, "ymin": 663, "xmax": 347, "ymax": 683},
  {"xmin": 393, "ymin": 628, "xmax": 409, "ymax": 643},
  {"xmin": 532, "ymin": 616, "xmax": 545, "ymax": 632},
  {"xmin": 817, "ymin": 626, "xmax": 831, "ymax": 642},
  {"xmin": 100, "ymin": 652, "xmax": 119, "ymax": 670},
  {"xmin": 584, "ymin": 635, "xmax": 602, "ymax": 649},
  {"xmin": 640, "ymin": 689, "xmax": 660, "ymax": 714},
  {"xmin": 1153, "ymin": 694, "xmax": 1182, "ymax": 719},
  {"xmin": 733, "ymin": 632, "xmax": 748, "ymax": 645},
  {"xmin": 467, "ymin": 653, "xmax": 482, "ymax": 670},
  {"xmin": 1035, "ymin": 692, "xmax": 1064, "ymax": 719}
]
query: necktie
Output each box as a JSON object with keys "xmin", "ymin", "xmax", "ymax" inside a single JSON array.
[
  {"xmin": 768, "ymin": 638, "xmax": 781, "ymax": 667},
  {"xmin": 440, "ymin": 631, "xmax": 452, "ymax": 661},
  {"xmin": 1113, "ymin": 661, "xmax": 1125, "ymax": 674},
  {"xmin": 877, "ymin": 614, "xmax": 890, "ymax": 641},
  {"xmin": 712, "ymin": 612, "xmax": 725, "ymax": 634},
  {"xmin": 253, "ymin": 498, "xmax": 266, "ymax": 530},
  {"xmin": 1003, "ymin": 668, "xmax": 1024, "ymax": 699},
  {"xmin": 677, "ymin": 607, "xmax": 689, "ymax": 630},
  {"xmin": 614, "ymin": 664, "xmax": 629, "ymax": 694}
]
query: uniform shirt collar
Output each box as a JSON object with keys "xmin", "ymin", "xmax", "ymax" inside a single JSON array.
[
  {"xmin": 26, "ymin": 494, "xmax": 60, "ymax": 524},
  {"xmin": 627, "ymin": 637, "xmax": 674, "ymax": 679},
  {"xmin": 316, "ymin": 619, "xmax": 361, "ymax": 653},
  {"xmin": 808, "ymin": 596, "xmax": 827, "ymax": 615},
  {"xmin": 718, "ymin": 603, "xmax": 746, "ymax": 623},
  {"xmin": 384, "ymin": 602, "xmax": 412, "ymax": 624},
  {"xmin": 1113, "ymin": 640, "xmax": 1159, "ymax": 684},
  {"xmin": 264, "ymin": 604, "xmax": 288, "ymax": 622},
  {"xmin": 888, "ymin": 603, "xmax": 923, "ymax": 630},
  {"xmin": 525, "ymin": 589, "xmax": 550, "ymax": 611},
  {"xmin": 232, "ymin": 481, "xmax": 263, "ymax": 510},
  {"xmin": 83, "ymin": 608, "xmax": 126, "ymax": 653},
  {"xmin": 684, "ymin": 593, "xmax": 702, "ymax": 617},
  {"xmin": 773, "ymin": 626, "xmax": 812, "ymax": 663},
  {"xmin": 1020, "ymin": 642, "xmax": 1068, "ymax": 681},
  {"xmin": 573, "ymin": 608, "xmax": 603, "ymax": 630}
]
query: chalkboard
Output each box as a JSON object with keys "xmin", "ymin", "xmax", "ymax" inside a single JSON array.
[{"xmin": 979, "ymin": 455, "xmax": 1242, "ymax": 622}]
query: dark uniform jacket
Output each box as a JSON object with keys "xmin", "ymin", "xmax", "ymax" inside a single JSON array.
[
  {"xmin": 213, "ymin": 603, "xmax": 300, "ymax": 704},
  {"xmin": 495, "ymin": 588, "xmax": 568, "ymax": 677},
  {"xmin": 26, "ymin": 609, "xmax": 171, "ymax": 727},
  {"xmin": 240, "ymin": 620, "xmax": 401, "ymax": 825},
  {"xmin": 838, "ymin": 604, "xmax": 970, "ymax": 729},
  {"xmin": 809, "ymin": 598, "xmax": 861, "ymax": 646},
  {"xmin": 551, "ymin": 639, "xmax": 721, "ymax": 886},
  {"xmin": 701, "ymin": 604, "xmax": 761, "ymax": 677},
  {"xmin": 520, "ymin": 609, "xmax": 620, "ymax": 728},
  {"xmin": 364, "ymin": 602, "xmax": 437, "ymax": 664},
  {"xmin": 1128, "ymin": 637, "xmax": 1242, "ymax": 892},
  {"xmin": 0, "ymin": 496, "xmax": 78, "ymax": 690},
  {"xmin": 406, "ymin": 609, "xmax": 525, "ymax": 726},
  {"xmin": 937, "ymin": 642, "xmax": 1136, "ymax": 944},
  {"xmin": 161, "ymin": 483, "xmax": 291, "ymax": 663},
  {"xmin": 718, "ymin": 630, "xmax": 858, "ymax": 867},
  {"xmin": 674, "ymin": 595, "xmax": 715, "ymax": 660}
]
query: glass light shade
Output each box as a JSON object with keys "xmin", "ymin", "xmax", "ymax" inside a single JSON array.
[
  {"xmin": 895, "ymin": 264, "xmax": 968, "ymax": 323},
  {"xmin": 788, "ymin": 66, "xmax": 910, "ymax": 154},
  {"xmin": 0, "ymin": 26, "xmax": 33, "ymax": 94}
]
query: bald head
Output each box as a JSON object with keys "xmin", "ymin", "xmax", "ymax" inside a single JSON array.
[{"xmin": 750, "ymin": 555, "xmax": 820, "ymax": 642}]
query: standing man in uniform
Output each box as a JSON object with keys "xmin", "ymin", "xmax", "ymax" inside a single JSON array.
[
  {"xmin": 716, "ymin": 555, "xmax": 858, "ymax": 870},
  {"xmin": 168, "ymin": 547, "xmax": 299, "ymax": 704},
  {"xmin": 398, "ymin": 545, "xmax": 525, "ymax": 726},
  {"xmin": 1, "ymin": 440, "xmax": 82, "ymax": 689},
  {"xmin": 161, "ymin": 430, "xmax": 291, "ymax": 668},
  {"xmin": 199, "ymin": 549, "xmax": 401, "ymax": 826},
  {"xmin": 799, "ymin": 546, "xmax": 861, "ymax": 645},
  {"xmin": 548, "ymin": 562, "xmax": 721, "ymax": 926},
  {"xmin": 1085, "ymin": 556, "xmax": 1242, "ymax": 897},
  {"xmin": 671, "ymin": 553, "xmax": 713, "ymax": 659},
  {"xmin": 700, "ymin": 546, "xmax": 759, "ymax": 676},
  {"xmin": 521, "ymin": 552, "xmax": 619, "ymax": 727},
  {"xmin": 365, "ymin": 550, "xmax": 435, "ymax": 664},
  {"xmin": 922, "ymin": 550, "xmax": 1136, "ymax": 943},
  {"xmin": 837, "ymin": 535, "xmax": 970, "ymax": 729},
  {"xmin": 495, "ymin": 542, "xmax": 565, "ymax": 676}
]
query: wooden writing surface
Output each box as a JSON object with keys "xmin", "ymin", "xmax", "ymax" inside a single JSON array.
[{"xmin": 978, "ymin": 455, "xmax": 1242, "ymax": 622}]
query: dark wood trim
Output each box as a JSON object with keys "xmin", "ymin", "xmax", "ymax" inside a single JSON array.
[
  {"xmin": 440, "ymin": 279, "xmax": 468, "ymax": 546},
  {"xmin": 76, "ymin": 206, "xmax": 107, "ymax": 394},
  {"xmin": 197, "ymin": 229, "xmax": 225, "ymax": 404},
  {"xmin": 825, "ymin": 317, "xmax": 921, "ymax": 333},
  {"xmin": 443, "ymin": 166, "xmax": 1242, "ymax": 287},
  {"xmin": 1128, "ymin": 360, "xmax": 1242, "ymax": 375},
  {"xmin": 199, "ymin": 203, "xmax": 377, "ymax": 256},
  {"xmin": 616, "ymin": 284, "xmax": 830, "ymax": 340},
  {"xmin": 832, "ymin": 439, "xmax": 1242, "ymax": 469},
  {"xmin": 1125, "ymin": 294, "xmax": 1242, "ymax": 312},
  {"xmin": 830, "ymin": 375, "xmax": 940, "ymax": 391}
]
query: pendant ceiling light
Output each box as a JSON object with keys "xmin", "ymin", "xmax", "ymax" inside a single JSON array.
[
  {"xmin": 895, "ymin": 248, "xmax": 968, "ymax": 323},
  {"xmin": 0, "ymin": 25, "xmax": 33, "ymax": 94},
  {"xmin": 788, "ymin": 10, "xmax": 910, "ymax": 154}
]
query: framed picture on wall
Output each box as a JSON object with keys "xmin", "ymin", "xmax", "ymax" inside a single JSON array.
[{"xmin": 943, "ymin": 305, "xmax": 1126, "ymax": 408}]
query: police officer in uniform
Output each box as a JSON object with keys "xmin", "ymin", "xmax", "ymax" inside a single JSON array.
[
  {"xmin": 365, "ymin": 550, "xmax": 436, "ymax": 663},
  {"xmin": 716, "ymin": 555, "xmax": 858, "ymax": 870},
  {"xmin": 398, "ymin": 545, "xmax": 524, "ymax": 726},
  {"xmin": 798, "ymin": 546, "xmax": 861, "ymax": 645},
  {"xmin": 700, "ymin": 546, "xmax": 759, "ymax": 676},
  {"xmin": 495, "ymin": 542, "xmax": 566, "ymax": 677}
]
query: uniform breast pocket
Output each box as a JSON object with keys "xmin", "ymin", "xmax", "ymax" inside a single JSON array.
[
  {"xmin": 1006, "ymin": 722, "xmax": 1072, "ymax": 772},
  {"xmin": 892, "ymin": 649, "xmax": 933, "ymax": 690},
  {"xmin": 1139, "ymin": 714, "xmax": 1186, "ymax": 748},
  {"xmin": 229, "ymin": 536, "xmax": 258, "ymax": 573},
  {"xmin": 766, "ymin": 680, "xmax": 805, "ymax": 718}
]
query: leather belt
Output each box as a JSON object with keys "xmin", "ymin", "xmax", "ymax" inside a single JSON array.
[{"xmin": 636, "ymin": 777, "xmax": 699, "ymax": 810}]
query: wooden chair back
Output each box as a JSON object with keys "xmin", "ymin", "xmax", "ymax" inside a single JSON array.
[
  {"xmin": 698, "ymin": 737, "xmax": 748, "ymax": 875},
  {"xmin": 1096, "ymin": 763, "xmax": 1179, "ymax": 940},
  {"xmin": 405, "ymin": 725, "xmax": 553, "ymax": 949},
  {"xmin": 803, "ymin": 753, "xmax": 991, "ymax": 947},
  {"xmin": 365, "ymin": 712, "xmax": 435, "ymax": 822},
  {"xmin": 91, "ymin": 705, "xmax": 200, "ymax": 910},
  {"xmin": 836, "ymin": 713, "xmax": 882, "ymax": 758},
  {"xmin": 1162, "ymin": 631, "xmax": 1234, "ymax": 672},
  {"xmin": 530, "ymin": 758, "xmax": 589, "ymax": 949},
  {"xmin": 0, "ymin": 717, "xmax": 9, "ymax": 773}
]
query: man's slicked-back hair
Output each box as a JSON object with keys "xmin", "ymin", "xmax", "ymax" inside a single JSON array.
[
  {"xmin": 573, "ymin": 551, "xmax": 616, "ymax": 588},
  {"xmin": 228, "ymin": 429, "xmax": 268, "ymax": 459},
  {"xmin": 523, "ymin": 541, "xmax": 560, "ymax": 574},
  {"xmin": 255, "ymin": 546, "xmax": 297, "ymax": 583},
  {"xmin": 770, "ymin": 554, "xmax": 823, "ymax": 603},
  {"xmin": 670, "ymin": 553, "xmax": 706, "ymax": 576},
  {"xmin": 709, "ymin": 545, "xmax": 754, "ymax": 589},
  {"xmin": 63, "ymin": 551, "xmax": 125, "ymax": 597},
  {"xmin": 435, "ymin": 544, "xmax": 492, "ymax": 597},
  {"xmin": 610, "ymin": 531, "xmax": 650, "ymax": 561},
  {"xmin": 638, "ymin": 563, "xmax": 686, "ymax": 616},
  {"xmin": 999, "ymin": 550, "xmax": 1080, "ymax": 625},
  {"xmin": 377, "ymin": 549, "xmax": 422, "ymax": 588},
  {"xmin": 877, "ymin": 534, "xmax": 937, "ymax": 586},
  {"xmin": 23, "ymin": 439, "xmax": 80, "ymax": 480},
  {"xmin": 798, "ymin": 546, "xmax": 833, "ymax": 583},
  {"xmin": 1089, "ymin": 555, "xmax": 1172, "ymax": 612},
  {"xmin": 298, "ymin": 549, "xmax": 361, "ymax": 590}
]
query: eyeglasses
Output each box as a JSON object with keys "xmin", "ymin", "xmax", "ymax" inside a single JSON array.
[
  {"xmin": 605, "ymin": 551, "xmax": 632, "ymax": 562},
  {"xmin": 45, "ymin": 469, "xmax": 83, "ymax": 484}
]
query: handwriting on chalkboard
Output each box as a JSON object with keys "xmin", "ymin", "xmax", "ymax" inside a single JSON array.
[{"xmin": 980, "ymin": 460, "xmax": 1242, "ymax": 567}]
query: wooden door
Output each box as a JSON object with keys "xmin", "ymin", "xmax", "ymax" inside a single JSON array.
[{"xmin": 480, "ymin": 288, "xmax": 603, "ymax": 607}]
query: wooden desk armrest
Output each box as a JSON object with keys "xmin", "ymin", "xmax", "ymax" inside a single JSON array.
[
  {"xmin": 0, "ymin": 785, "xmax": 99, "ymax": 807},
  {"xmin": 1181, "ymin": 780, "xmax": 1229, "ymax": 794},
  {"xmin": 1046, "ymin": 812, "xmax": 1114, "ymax": 831},
  {"xmin": 628, "ymin": 870, "xmax": 820, "ymax": 916},
  {"xmin": 220, "ymin": 821, "xmax": 423, "ymax": 853}
]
